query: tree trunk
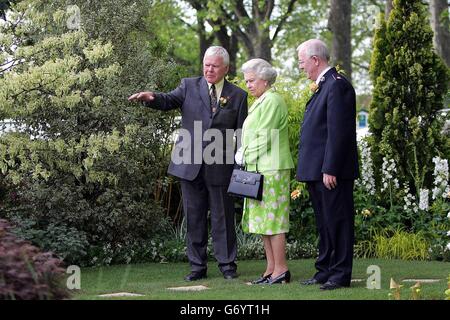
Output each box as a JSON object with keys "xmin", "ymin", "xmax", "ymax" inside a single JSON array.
[
  {"xmin": 231, "ymin": 0, "xmax": 274, "ymax": 62},
  {"xmin": 215, "ymin": 23, "xmax": 239, "ymax": 76},
  {"xmin": 385, "ymin": 0, "xmax": 393, "ymax": 20},
  {"xmin": 197, "ymin": 15, "xmax": 214, "ymax": 73},
  {"xmin": 252, "ymin": 29, "xmax": 272, "ymax": 62},
  {"xmin": 429, "ymin": 0, "xmax": 450, "ymax": 67},
  {"xmin": 328, "ymin": 0, "xmax": 352, "ymax": 81},
  {"xmin": 189, "ymin": 0, "xmax": 240, "ymax": 75}
]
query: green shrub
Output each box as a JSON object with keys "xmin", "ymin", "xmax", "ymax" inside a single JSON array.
[
  {"xmin": 0, "ymin": 219, "xmax": 69, "ymax": 300},
  {"xmin": 286, "ymin": 240, "xmax": 317, "ymax": 260},
  {"xmin": 7, "ymin": 215, "xmax": 89, "ymax": 265},
  {"xmin": 0, "ymin": 0, "xmax": 180, "ymax": 267},
  {"xmin": 369, "ymin": 0, "xmax": 449, "ymax": 207},
  {"xmin": 356, "ymin": 228, "xmax": 430, "ymax": 260},
  {"xmin": 237, "ymin": 233, "xmax": 266, "ymax": 261}
]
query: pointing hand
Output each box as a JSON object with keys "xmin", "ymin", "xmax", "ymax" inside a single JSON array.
[{"xmin": 128, "ymin": 92, "xmax": 155, "ymax": 102}]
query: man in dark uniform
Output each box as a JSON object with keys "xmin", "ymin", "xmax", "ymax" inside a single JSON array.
[
  {"xmin": 128, "ymin": 46, "xmax": 248, "ymax": 281},
  {"xmin": 296, "ymin": 39, "xmax": 359, "ymax": 290}
]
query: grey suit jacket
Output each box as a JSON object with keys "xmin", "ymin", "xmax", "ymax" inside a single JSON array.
[{"xmin": 145, "ymin": 76, "xmax": 248, "ymax": 185}]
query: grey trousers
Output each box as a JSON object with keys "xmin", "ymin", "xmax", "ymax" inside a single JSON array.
[{"xmin": 180, "ymin": 165, "xmax": 237, "ymax": 273}]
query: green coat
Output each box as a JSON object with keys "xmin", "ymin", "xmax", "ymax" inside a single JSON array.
[{"xmin": 242, "ymin": 89, "xmax": 294, "ymax": 172}]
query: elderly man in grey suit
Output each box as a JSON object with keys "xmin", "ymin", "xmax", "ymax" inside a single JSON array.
[{"xmin": 128, "ymin": 46, "xmax": 248, "ymax": 281}]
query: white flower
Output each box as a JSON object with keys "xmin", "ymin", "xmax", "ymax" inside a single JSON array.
[
  {"xmin": 419, "ymin": 189, "xmax": 429, "ymax": 211},
  {"xmin": 357, "ymin": 138, "xmax": 376, "ymax": 195},
  {"xmin": 447, "ymin": 230, "xmax": 450, "ymax": 237},
  {"xmin": 403, "ymin": 184, "xmax": 418, "ymax": 213},
  {"xmin": 432, "ymin": 157, "xmax": 449, "ymax": 199},
  {"xmin": 447, "ymin": 212, "xmax": 450, "ymax": 219},
  {"xmin": 381, "ymin": 157, "xmax": 400, "ymax": 192},
  {"xmin": 446, "ymin": 243, "xmax": 450, "ymax": 252}
]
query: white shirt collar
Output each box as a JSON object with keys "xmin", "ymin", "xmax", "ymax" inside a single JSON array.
[{"xmin": 316, "ymin": 66, "xmax": 332, "ymax": 85}]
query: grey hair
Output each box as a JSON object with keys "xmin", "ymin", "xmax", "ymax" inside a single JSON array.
[
  {"xmin": 296, "ymin": 39, "xmax": 330, "ymax": 62},
  {"xmin": 204, "ymin": 46, "xmax": 230, "ymax": 66},
  {"xmin": 241, "ymin": 58, "xmax": 277, "ymax": 85}
]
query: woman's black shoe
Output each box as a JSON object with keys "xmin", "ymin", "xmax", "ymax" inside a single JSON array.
[
  {"xmin": 268, "ymin": 270, "xmax": 291, "ymax": 284},
  {"xmin": 251, "ymin": 273, "xmax": 272, "ymax": 284}
]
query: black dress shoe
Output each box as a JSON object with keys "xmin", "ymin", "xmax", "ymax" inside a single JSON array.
[
  {"xmin": 251, "ymin": 273, "xmax": 272, "ymax": 285},
  {"xmin": 300, "ymin": 278, "xmax": 324, "ymax": 285},
  {"xmin": 223, "ymin": 270, "xmax": 238, "ymax": 280},
  {"xmin": 184, "ymin": 271, "xmax": 207, "ymax": 281},
  {"xmin": 320, "ymin": 280, "xmax": 343, "ymax": 290},
  {"xmin": 268, "ymin": 270, "xmax": 291, "ymax": 284}
]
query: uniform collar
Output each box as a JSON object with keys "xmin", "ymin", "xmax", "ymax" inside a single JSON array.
[{"xmin": 315, "ymin": 66, "xmax": 332, "ymax": 85}]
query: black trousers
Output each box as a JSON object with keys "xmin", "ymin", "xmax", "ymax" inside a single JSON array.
[
  {"xmin": 180, "ymin": 165, "xmax": 237, "ymax": 273},
  {"xmin": 307, "ymin": 180, "xmax": 355, "ymax": 286}
]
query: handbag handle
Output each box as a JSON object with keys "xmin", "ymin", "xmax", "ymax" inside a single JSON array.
[{"xmin": 241, "ymin": 145, "xmax": 259, "ymax": 173}]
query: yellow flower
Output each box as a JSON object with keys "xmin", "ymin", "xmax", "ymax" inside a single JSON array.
[
  {"xmin": 361, "ymin": 209, "xmax": 372, "ymax": 218},
  {"xmin": 291, "ymin": 189, "xmax": 301, "ymax": 200}
]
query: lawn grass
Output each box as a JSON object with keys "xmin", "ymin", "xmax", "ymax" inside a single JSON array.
[{"xmin": 72, "ymin": 259, "xmax": 449, "ymax": 300}]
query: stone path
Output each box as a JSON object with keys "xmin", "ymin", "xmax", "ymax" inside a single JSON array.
[
  {"xmin": 98, "ymin": 292, "xmax": 145, "ymax": 297},
  {"xmin": 167, "ymin": 285, "xmax": 210, "ymax": 291},
  {"xmin": 401, "ymin": 279, "xmax": 441, "ymax": 283}
]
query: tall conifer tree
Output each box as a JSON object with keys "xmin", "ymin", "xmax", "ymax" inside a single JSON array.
[{"xmin": 369, "ymin": 0, "xmax": 449, "ymax": 205}]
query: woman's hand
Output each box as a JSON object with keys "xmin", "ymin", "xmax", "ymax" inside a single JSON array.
[{"xmin": 235, "ymin": 147, "xmax": 245, "ymax": 166}]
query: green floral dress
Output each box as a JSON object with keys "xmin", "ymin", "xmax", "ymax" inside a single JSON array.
[{"xmin": 242, "ymin": 170, "xmax": 291, "ymax": 235}]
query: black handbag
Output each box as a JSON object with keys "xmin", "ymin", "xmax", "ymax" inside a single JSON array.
[{"xmin": 227, "ymin": 165, "xmax": 264, "ymax": 201}]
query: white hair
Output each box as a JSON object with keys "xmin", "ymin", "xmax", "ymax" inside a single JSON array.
[
  {"xmin": 203, "ymin": 46, "xmax": 230, "ymax": 66},
  {"xmin": 241, "ymin": 58, "xmax": 277, "ymax": 85},
  {"xmin": 296, "ymin": 39, "xmax": 330, "ymax": 62}
]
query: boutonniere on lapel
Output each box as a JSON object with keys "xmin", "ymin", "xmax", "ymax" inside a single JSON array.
[
  {"xmin": 309, "ymin": 82, "xmax": 319, "ymax": 93},
  {"xmin": 219, "ymin": 96, "xmax": 230, "ymax": 108},
  {"xmin": 309, "ymin": 76, "xmax": 325, "ymax": 94}
]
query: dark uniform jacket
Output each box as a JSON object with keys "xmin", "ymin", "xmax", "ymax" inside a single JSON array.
[{"xmin": 296, "ymin": 68, "xmax": 359, "ymax": 181}]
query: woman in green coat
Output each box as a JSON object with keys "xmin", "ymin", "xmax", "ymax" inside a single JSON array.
[{"xmin": 237, "ymin": 58, "xmax": 295, "ymax": 284}]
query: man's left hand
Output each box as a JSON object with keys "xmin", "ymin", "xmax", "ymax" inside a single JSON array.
[{"xmin": 323, "ymin": 173, "xmax": 337, "ymax": 190}]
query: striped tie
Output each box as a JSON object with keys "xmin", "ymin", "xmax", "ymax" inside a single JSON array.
[{"xmin": 210, "ymin": 84, "xmax": 217, "ymax": 114}]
